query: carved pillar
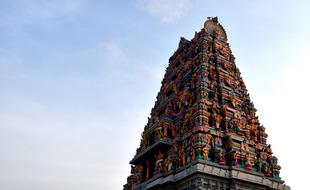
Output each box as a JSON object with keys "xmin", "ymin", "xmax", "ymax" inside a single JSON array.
[{"xmin": 145, "ymin": 160, "xmax": 150, "ymax": 179}]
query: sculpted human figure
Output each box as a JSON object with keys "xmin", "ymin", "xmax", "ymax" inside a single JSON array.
[
  {"xmin": 256, "ymin": 153, "xmax": 263, "ymax": 172},
  {"xmin": 250, "ymin": 118, "xmax": 256, "ymax": 130},
  {"xmin": 206, "ymin": 131, "xmax": 214, "ymax": 147},
  {"xmin": 190, "ymin": 146, "xmax": 196, "ymax": 161},
  {"xmin": 266, "ymin": 144, "xmax": 273, "ymax": 154},
  {"xmin": 214, "ymin": 135, "xmax": 222, "ymax": 149},
  {"xmin": 233, "ymin": 153, "xmax": 239, "ymax": 166},
  {"xmin": 184, "ymin": 105, "xmax": 194, "ymax": 130},
  {"xmin": 244, "ymin": 124, "xmax": 251, "ymax": 139},
  {"xmin": 245, "ymin": 154, "xmax": 252, "ymax": 170},
  {"xmin": 271, "ymin": 156, "xmax": 280, "ymax": 177},
  {"xmin": 238, "ymin": 121, "xmax": 250, "ymax": 139},
  {"xmin": 211, "ymin": 102, "xmax": 220, "ymax": 114},
  {"xmin": 257, "ymin": 125, "xmax": 263, "ymax": 143},
  {"xmin": 136, "ymin": 164, "xmax": 144, "ymax": 182},
  {"xmin": 230, "ymin": 94, "xmax": 237, "ymax": 107},
  {"xmin": 272, "ymin": 156, "xmax": 278, "ymax": 166},
  {"xmin": 250, "ymin": 121, "xmax": 258, "ymax": 142},
  {"xmin": 230, "ymin": 119, "xmax": 238, "ymax": 133},
  {"xmin": 263, "ymin": 162, "xmax": 272, "ymax": 177},
  {"xmin": 225, "ymin": 77, "xmax": 233, "ymax": 87},
  {"xmin": 215, "ymin": 114, "xmax": 221, "ymax": 129},
  {"xmin": 140, "ymin": 138, "xmax": 146, "ymax": 150},
  {"xmin": 154, "ymin": 151, "xmax": 164, "ymax": 172},
  {"xmin": 167, "ymin": 155, "xmax": 174, "ymax": 172},
  {"xmin": 208, "ymin": 83, "xmax": 216, "ymax": 100},
  {"xmin": 260, "ymin": 147, "xmax": 268, "ymax": 161},
  {"xmin": 202, "ymin": 146, "xmax": 209, "ymax": 160},
  {"xmin": 217, "ymin": 149, "xmax": 225, "ymax": 165},
  {"xmin": 154, "ymin": 116, "xmax": 164, "ymax": 139},
  {"xmin": 197, "ymin": 133, "xmax": 205, "ymax": 146},
  {"xmin": 178, "ymin": 148, "xmax": 186, "ymax": 167},
  {"xmin": 165, "ymin": 102, "xmax": 173, "ymax": 116},
  {"xmin": 240, "ymin": 140, "xmax": 249, "ymax": 154},
  {"xmin": 224, "ymin": 134, "xmax": 233, "ymax": 150},
  {"xmin": 163, "ymin": 157, "xmax": 169, "ymax": 173},
  {"xmin": 235, "ymin": 119, "xmax": 241, "ymax": 129},
  {"xmin": 211, "ymin": 113, "xmax": 221, "ymax": 129}
]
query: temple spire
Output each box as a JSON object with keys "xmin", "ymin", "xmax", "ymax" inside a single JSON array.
[{"xmin": 124, "ymin": 18, "xmax": 289, "ymax": 190}]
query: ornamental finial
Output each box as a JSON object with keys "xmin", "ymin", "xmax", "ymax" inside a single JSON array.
[{"xmin": 207, "ymin": 16, "xmax": 218, "ymax": 23}]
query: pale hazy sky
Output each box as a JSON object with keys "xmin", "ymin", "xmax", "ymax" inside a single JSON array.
[{"xmin": 0, "ymin": 0, "xmax": 309, "ymax": 190}]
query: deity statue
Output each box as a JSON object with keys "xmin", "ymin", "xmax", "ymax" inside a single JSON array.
[
  {"xmin": 197, "ymin": 133, "xmax": 206, "ymax": 146},
  {"xmin": 229, "ymin": 119, "xmax": 238, "ymax": 133},
  {"xmin": 245, "ymin": 154, "xmax": 253, "ymax": 170},
  {"xmin": 240, "ymin": 140, "xmax": 249, "ymax": 155},
  {"xmin": 256, "ymin": 156, "xmax": 263, "ymax": 172},
  {"xmin": 238, "ymin": 121, "xmax": 250, "ymax": 139},
  {"xmin": 141, "ymin": 132, "xmax": 148, "ymax": 149},
  {"xmin": 178, "ymin": 148, "xmax": 186, "ymax": 167},
  {"xmin": 135, "ymin": 164, "xmax": 144, "ymax": 182},
  {"xmin": 260, "ymin": 147, "xmax": 268, "ymax": 161},
  {"xmin": 225, "ymin": 77, "xmax": 233, "ymax": 87},
  {"xmin": 208, "ymin": 83, "xmax": 216, "ymax": 100},
  {"xmin": 206, "ymin": 131, "xmax": 214, "ymax": 147},
  {"xmin": 244, "ymin": 125, "xmax": 251, "ymax": 139},
  {"xmin": 154, "ymin": 151, "xmax": 164, "ymax": 172},
  {"xmin": 266, "ymin": 144, "xmax": 273, "ymax": 155},
  {"xmin": 224, "ymin": 134, "xmax": 233, "ymax": 151},
  {"xmin": 249, "ymin": 124, "xmax": 258, "ymax": 142},
  {"xmin": 202, "ymin": 146, "xmax": 209, "ymax": 160},
  {"xmin": 214, "ymin": 135, "xmax": 222, "ymax": 149},
  {"xmin": 154, "ymin": 116, "xmax": 164, "ymax": 139},
  {"xmin": 233, "ymin": 152, "xmax": 239, "ymax": 167},
  {"xmin": 215, "ymin": 114, "xmax": 222, "ymax": 129},
  {"xmin": 216, "ymin": 149, "xmax": 225, "ymax": 165},
  {"xmin": 272, "ymin": 156, "xmax": 278, "ymax": 167},
  {"xmin": 271, "ymin": 156, "xmax": 281, "ymax": 178},
  {"xmin": 164, "ymin": 102, "xmax": 173, "ymax": 116},
  {"xmin": 183, "ymin": 105, "xmax": 194, "ymax": 130},
  {"xmin": 263, "ymin": 162, "xmax": 272, "ymax": 177},
  {"xmin": 163, "ymin": 156, "xmax": 171, "ymax": 173},
  {"xmin": 211, "ymin": 113, "xmax": 221, "ymax": 129},
  {"xmin": 190, "ymin": 146, "xmax": 196, "ymax": 161},
  {"xmin": 230, "ymin": 94, "xmax": 238, "ymax": 108}
]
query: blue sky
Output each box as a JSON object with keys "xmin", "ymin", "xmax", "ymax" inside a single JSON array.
[{"xmin": 0, "ymin": 0, "xmax": 309, "ymax": 189}]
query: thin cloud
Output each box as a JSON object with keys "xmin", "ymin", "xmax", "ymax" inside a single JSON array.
[
  {"xmin": 102, "ymin": 41, "xmax": 125, "ymax": 60},
  {"xmin": 140, "ymin": 0, "xmax": 190, "ymax": 23}
]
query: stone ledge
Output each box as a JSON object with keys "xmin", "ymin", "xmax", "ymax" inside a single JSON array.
[{"xmin": 137, "ymin": 161, "xmax": 290, "ymax": 190}]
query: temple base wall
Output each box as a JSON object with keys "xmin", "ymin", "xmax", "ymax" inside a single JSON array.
[{"xmin": 134, "ymin": 161, "xmax": 290, "ymax": 190}]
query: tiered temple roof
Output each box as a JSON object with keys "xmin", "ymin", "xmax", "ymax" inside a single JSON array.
[{"xmin": 124, "ymin": 18, "xmax": 289, "ymax": 190}]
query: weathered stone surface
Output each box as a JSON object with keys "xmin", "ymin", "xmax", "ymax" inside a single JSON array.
[{"xmin": 133, "ymin": 161, "xmax": 290, "ymax": 190}]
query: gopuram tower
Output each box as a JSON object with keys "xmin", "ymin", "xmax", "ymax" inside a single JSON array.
[{"xmin": 124, "ymin": 18, "xmax": 290, "ymax": 190}]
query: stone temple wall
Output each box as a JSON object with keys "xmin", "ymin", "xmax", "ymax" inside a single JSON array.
[{"xmin": 135, "ymin": 161, "xmax": 289, "ymax": 190}]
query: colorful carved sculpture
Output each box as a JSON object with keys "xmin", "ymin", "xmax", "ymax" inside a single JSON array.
[
  {"xmin": 202, "ymin": 146, "xmax": 209, "ymax": 160},
  {"xmin": 124, "ymin": 18, "xmax": 283, "ymax": 189},
  {"xmin": 154, "ymin": 151, "xmax": 164, "ymax": 173}
]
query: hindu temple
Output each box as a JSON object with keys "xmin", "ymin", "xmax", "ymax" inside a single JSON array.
[{"xmin": 123, "ymin": 17, "xmax": 290, "ymax": 190}]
